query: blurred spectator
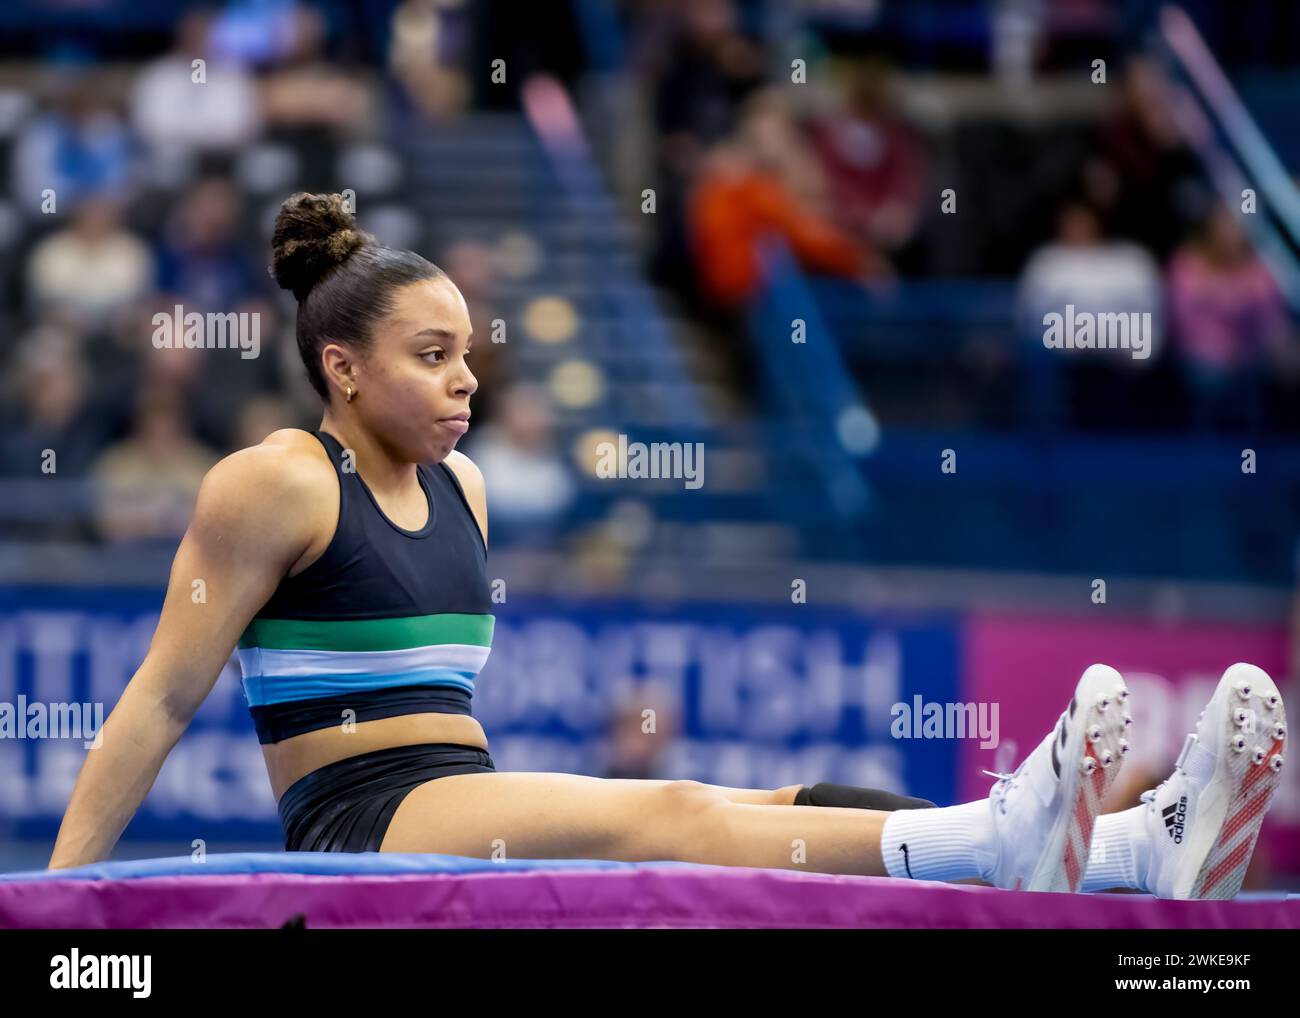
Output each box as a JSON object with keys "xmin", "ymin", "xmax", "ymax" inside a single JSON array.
[
  {"xmin": 388, "ymin": 0, "xmax": 471, "ymax": 120},
  {"xmin": 1019, "ymin": 198, "xmax": 1163, "ymax": 335},
  {"xmin": 647, "ymin": 0, "xmax": 766, "ymax": 180},
  {"xmin": 467, "ymin": 382, "xmax": 576, "ymax": 546},
  {"xmin": 602, "ymin": 683, "xmax": 679, "ymax": 780},
  {"xmin": 0, "ymin": 326, "xmax": 105, "ymax": 477},
  {"xmin": 1167, "ymin": 204, "xmax": 1294, "ymax": 428},
  {"xmin": 808, "ymin": 61, "xmax": 925, "ymax": 256},
  {"xmin": 93, "ymin": 384, "xmax": 218, "ymax": 544},
  {"xmin": 26, "ymin": 195, "xmax": 154, "ymax": 322},
  {"xmin": 1092, "ymin": 58, "xmax": 1205, "ymax": 261},
  {"xmin": 640, "ymin": 0, "xmax": 766, "ymax": 292},
  {"xmin": 134, "ymin": 323, "xmax": 259, "ymax": 451},
  {"xmin": 12, "ymin": 76, "xmax": 134, "ymax": 215},
  {"xmin": 155, "ymin": 176, "xmax": 261, "ymax": 311},
  {"xmin": 1017, "ymin": 197, "xmax": 1164, "ymax": 427},
  {"xmin": 130, "ymin": 7, "xmax": 262, "ymax": 161},
  {"xmin": 737, "ymin": 90, "xmax": 837, "ymax": 214},
  {"xmin": 259, "ymin": 6, "xmax": 372, "ymax": 133},
  {"xmin": 688, "ymin": 93, "xmax": 872, "ymax": 309}
]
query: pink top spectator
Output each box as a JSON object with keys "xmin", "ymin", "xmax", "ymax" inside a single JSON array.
[{"xmin": 1167, "ymin": 249, "xmax": 1288, "ymax": 371}]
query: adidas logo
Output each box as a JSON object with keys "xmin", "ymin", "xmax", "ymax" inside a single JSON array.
[{"xmin": 1162, "ymin": 796, "xmax": 1187, "ymax": 844}]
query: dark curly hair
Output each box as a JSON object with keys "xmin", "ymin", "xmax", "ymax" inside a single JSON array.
[{"xmin": 269, "ymin": 192, "xmax": 445, "ymax": 401}]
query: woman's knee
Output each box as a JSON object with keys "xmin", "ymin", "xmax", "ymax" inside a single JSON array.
[
  {"xmin": 660, "ymin": 778, "xmax": 729, "ymax": 808},
  {"xmin": 644, "ymin": 780, "xmax": 735, "ymax": 859}
]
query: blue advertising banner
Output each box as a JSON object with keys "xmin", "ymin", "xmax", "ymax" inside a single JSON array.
[{"xmin": 0, "ymin": 589, "xmax": 960, "ymax": 846}]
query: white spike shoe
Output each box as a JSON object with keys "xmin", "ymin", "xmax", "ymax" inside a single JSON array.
[
  {"xmin": 1141, "ymin": 663, "xmax": 1287, "ymax": 900},
  {"xmin": 985, "ymin": 664, "xmax": 1131, "ymax": 892}
]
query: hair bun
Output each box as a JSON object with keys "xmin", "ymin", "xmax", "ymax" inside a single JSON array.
[{"xmin": 270, "ymin": 192, "xmax": 372, "ymax": 300}]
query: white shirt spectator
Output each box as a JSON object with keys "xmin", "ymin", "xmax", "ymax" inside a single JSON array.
[
  {"xmin": 27, "ymin": 221, "xmax": 153, "ymax": 320},
  {"xmin": 131, "ymin": 55, "xmax": 262, "ymax": 158},
  {"xmin": 1018, "ymin": 239, "xmax": 1165, "ymax": 361}
]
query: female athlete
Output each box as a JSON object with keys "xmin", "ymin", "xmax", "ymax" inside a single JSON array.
[{"xmin": 49, "ymin": 193, "xmax": 1287, "ymax": 900}]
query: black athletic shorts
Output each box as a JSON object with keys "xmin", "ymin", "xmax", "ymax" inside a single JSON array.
[{"xmin": 278, "ymin": 742, "xmax": 496, "ymax": 852}]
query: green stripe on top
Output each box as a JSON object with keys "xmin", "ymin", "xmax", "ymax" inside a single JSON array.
[{"xmin": 239, "ymin": 613, "xmax": 495, "ymax": 652}]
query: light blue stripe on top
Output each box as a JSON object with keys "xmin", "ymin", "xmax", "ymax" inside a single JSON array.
[{"xmin": 240, "ymin": 667, "xmax": 478, "ymax": 707}]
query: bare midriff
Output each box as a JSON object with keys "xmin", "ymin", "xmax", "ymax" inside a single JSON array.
[{"xmin": 262, "ymin": 712, "xmax": 490, "ymax": 801}]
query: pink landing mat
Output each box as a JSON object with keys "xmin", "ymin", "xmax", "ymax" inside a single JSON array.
[{"xmin": 2, "ymin": 853, "xmax": 1297, "ymax": 928}]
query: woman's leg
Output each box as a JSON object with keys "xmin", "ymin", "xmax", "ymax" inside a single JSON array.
[
  {"xmin": 714, "ymin": 783, "xmax": 802, "ymax": 806},
  {"xmin": 383, "ymin": 663, "xmax": 1287, "ymax": 899},
  {"xmin": 381, "ymin": 771, "xmax": 892, "ymax": 875},
  {"xmin": 706, "ymin": 782, "xmax": 935, "ymax": 811},
  {"xmin": 383, "ymin": 664, "xmax": 1132, "ymax": 891}
]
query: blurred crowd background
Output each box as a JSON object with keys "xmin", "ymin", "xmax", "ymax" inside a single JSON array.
[
  {"xmin": 2, "ymin": 0, "xmax": 1300, "ymax": 581},
  {"xmin": 2, "ymin": 0, "xmax": 1300, "ymax": 885}
]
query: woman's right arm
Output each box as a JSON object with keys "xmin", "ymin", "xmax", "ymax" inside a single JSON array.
[{"xmin": 47, "ymin": 440, "xmax": 328, "ymax": 869}]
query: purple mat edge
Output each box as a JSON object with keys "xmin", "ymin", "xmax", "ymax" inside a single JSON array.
[{"xmin": 2, "ymin": 865, "xmax": 1297, "ymax": 929}]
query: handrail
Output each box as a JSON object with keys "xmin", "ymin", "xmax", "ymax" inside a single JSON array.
[
  {"xmin": 1160, "ymin": 5, "xmax": 1300, "ymax": 244},
  {"xmin": 1159, "ymin": 5, "xmax": 1300, "ymax": 310}
]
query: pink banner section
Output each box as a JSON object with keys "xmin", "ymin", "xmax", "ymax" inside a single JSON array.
[
  {"xmin": 2, "ymin": 865, "xmax": 1297, "ymax": 929},
  {"xmin": 961, "ymin": 614, "xmax": 1299, "ymax": 871}
]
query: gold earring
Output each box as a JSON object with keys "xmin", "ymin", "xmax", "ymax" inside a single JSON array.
[{"xmin": 345, "ymin": 385, "xmax": 355, "ymax": 403}]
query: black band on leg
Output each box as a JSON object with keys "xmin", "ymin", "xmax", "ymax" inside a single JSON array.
[
  {"xmin": 793, "ymin": 786, "xmax": 813, "ymax": 806},
  {"xmin": 802, "ymin": 782, "xmax": 936, "ymax": 811}
]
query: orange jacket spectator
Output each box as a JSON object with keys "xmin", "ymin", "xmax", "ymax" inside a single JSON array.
[{"xmin": 688, "ymin": 157, "xmax": 867, "ymax": 306}]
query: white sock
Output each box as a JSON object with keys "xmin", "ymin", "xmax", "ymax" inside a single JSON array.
[
  {"xmin": 880, "ymin": 801, "xmax": 996, "ymax": 882},
  {"xmin": 1080, "ymin": 806, "xmax": 1150, "ymax": 892}
]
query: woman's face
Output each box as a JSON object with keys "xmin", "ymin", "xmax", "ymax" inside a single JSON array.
[{"xmin": 346, "ymin": 274, "xmax": 478, "ymax": 464}]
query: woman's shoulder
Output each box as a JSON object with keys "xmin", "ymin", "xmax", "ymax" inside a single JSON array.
[
  {"xmin": 440, "ymin": 449, "xmax": 488, "ymax": 543},
  {"xmin": 195, "ymin": 429, "xmax": 337, "ymax": 525},
  {"xmin": 441, "ymin": 449, "xmax": 483, "ymax": 491}
]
